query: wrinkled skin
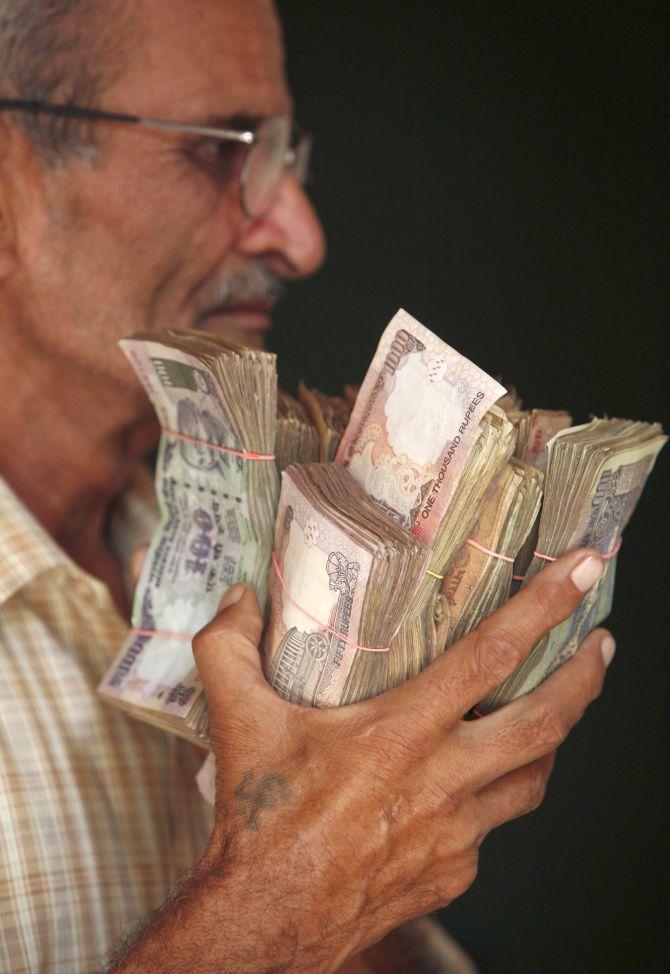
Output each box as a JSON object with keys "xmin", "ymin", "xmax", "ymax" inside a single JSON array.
[
  {"xmin": 0, "ymin": 0, "xmax": 324, "ymax": 611},
  {"xmin": 0, "ymin": 1, "xmax": 614, "ymax": 970},
  {"xmin": 111, "ymin": 548, "xmax": 612, "ymax": 973}
]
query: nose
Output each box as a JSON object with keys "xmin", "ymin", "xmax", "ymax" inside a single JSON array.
[{"xmin": 234, "ymin": 174, "xmax": 326, "ymax": 279}]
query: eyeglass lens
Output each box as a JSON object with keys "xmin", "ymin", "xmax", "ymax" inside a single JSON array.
[{"xmin": 241, "ymin": 116, "xmax": 310, "ymax": 218}]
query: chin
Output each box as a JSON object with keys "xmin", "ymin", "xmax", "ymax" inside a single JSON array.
[{"xmin": 198, "ymin": 313, "xmax": 270, "ymax": 350}]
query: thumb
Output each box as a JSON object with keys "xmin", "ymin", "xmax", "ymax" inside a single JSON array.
[{"xmin": 192, "ymin": 583, "xmax": 278, "ymax": 728}]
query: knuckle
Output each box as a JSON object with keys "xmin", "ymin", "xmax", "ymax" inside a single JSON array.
[
  {"xmin": 190, "ymin": 627, "xmax": 210, "ymax": 659},
  {"xmin": 524, "ymin": 766, "xmax": 549, "ymax": 812},
  {"xmin": 434, "ymin": 851, "xmax": 479, "ymax": 905},
  {"xmin": 534, "ymin": 704, "xmax": 570, "ymax": 749},
  {"xmin": 471, "ymin": 626, "xmax": 521, "ymax": 683},
  {"xmin": 583, "ymin": 656, "xmax": 606, "ymax": 701},
  {"xmin": 456, "ymin": 852, "xmax": 479, "ymax": 896},
  {"xmin": 533, "ymin": 580, "xmax": 570, "ymax": 623},
  {"xmin": 192, "ymin": 624, "xmax": 259, "ymax": 677},
  {"xmin": 192, "ymin": 617, "xmax": 242, "ymax": 654}
]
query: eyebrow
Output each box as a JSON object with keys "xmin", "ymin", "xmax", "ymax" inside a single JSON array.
[{"xmin": 195, "ymin": 113, "xmax": 267, "ymax": 132}]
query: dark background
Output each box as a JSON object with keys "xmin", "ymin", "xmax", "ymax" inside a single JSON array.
[{"xmin": 272, "ymin": 2, "xmax": 669, "ymax": 972}]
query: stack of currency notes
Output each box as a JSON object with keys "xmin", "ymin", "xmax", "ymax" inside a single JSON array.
[
  {"xmin": 276, "ymin": 389, "xmax": 320, "ymax": 471},
  {"xmin": 297, "ymin": 381, "xmax": 352, "ymax": 461},
  {"xmin": 266, "ymin": 311, "xmax": 513, "ymax": 702},
  {"xmin": 478, "ymin": 417, "xmax": 667, "ymax": 713},
  {"xmin": 98, "ymin": 311, "xmax": 666, "ymax": 741},
  {"xmin": 98, "ymin": 331, "xmax": 278, "ymax": 740},
  {"xmin": 265, "ymin": 310, "xmax": 666, "ymax": 709},
  {"xmin": 384, "ymin": 405, "xmax": 517, "ymax": 689},
  {"xmin": 263, "ymin": 463, "xmax": 428, "ymax": 706},
  {"xmin": 436, "ymin": 458, "xmax": 544, "ymax": 652},
  {"xmin": 509, "ymin": 408, "xmax": 573, "ymax": 473}
]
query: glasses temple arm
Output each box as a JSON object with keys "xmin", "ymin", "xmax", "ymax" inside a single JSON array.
[{"xmin": 0, "ymin": 99, "xmax": 143, "ymax": 126}]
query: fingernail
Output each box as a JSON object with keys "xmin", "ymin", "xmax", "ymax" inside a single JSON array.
[
  {"xmin": 601, "ymin": 634, "xmax": 616, "ymax": 667},
  {"xmin": 570, "ymin": 554, "xmax": 605, "ymax": 592},
  {"xmin": 219, "ymin": 584, "xmax": 245, "ymax": 611}
]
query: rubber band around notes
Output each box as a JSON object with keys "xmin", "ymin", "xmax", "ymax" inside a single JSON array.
[
  {"xmin": 429, "ymin": 535, "xmax": 623, "ymax": 584},
  {"xmin": 131, "ymin": 538, "xmax": 624, "ymax": 645},
  {"xmin": 426, "ymin": 539, "xmax": 514, "ymax": 582},
  {"xmin": 131, "ymin": 628, "xmax": 194, "ymax": 641},
  {"xmin": 467, "ymin": 539, "xmax": 515, "ymax": 563},
  {"xmin": 531, "ymin": 535, "xmax": 622, "ymax": 565},
  {"xmin": 271, "ymin": 552, "xmax": 389, "ymax": 653},
  {"xmin": 164, "ymin": 428, "xmax": 275, "ymax": 461}
]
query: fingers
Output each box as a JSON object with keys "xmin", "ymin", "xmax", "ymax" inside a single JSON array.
[
  {"xmin": 457, "ymin": 627, "xmax": 612, "ymax": 788},
  {"xmin": 129, "ymin": 542, "xmax": 149, "ymax": 586},
  {"xmin": 397, "ymin": 547, "xmax": 606, "ymax": 726},
  {"xmin": 192, "ymin": 584, "xmax": 278, "ymax": 726},
  {"xmin": 474, "ymin": 752, "xmax": 556, "ymax": 835}
]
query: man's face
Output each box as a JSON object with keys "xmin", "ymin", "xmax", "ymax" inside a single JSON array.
[{"xmin": 14, "ymin": 0, "xmax": 325, "ymax": 389}]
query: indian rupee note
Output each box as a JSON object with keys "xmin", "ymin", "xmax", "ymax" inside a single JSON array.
[
  {"xmin": 99, "ymin": 338, "xmax": 278, "ymax": 729},
  {"xmin": 479, "ymin": 423, "xmax": 666, "ymax": 711},
  {"xmin": 336, "ymin": 309, "xmax": 506, "ymax": 546}
]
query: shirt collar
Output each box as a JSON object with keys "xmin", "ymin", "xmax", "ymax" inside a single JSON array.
[
  {"xmin": 0, "ymin": 465, "xmax": 158, "ymax": 606},
  {"xmin": 0, "ymin": 477, "xmax": 68, "ymax": 604}
]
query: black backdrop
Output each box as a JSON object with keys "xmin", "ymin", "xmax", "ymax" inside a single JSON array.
[{"xmin": 271, "ymin": 3, "xmax": 669, "ymax": 972}]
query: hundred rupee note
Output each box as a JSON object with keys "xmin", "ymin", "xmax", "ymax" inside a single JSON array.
[{"xmin": 98, "ymin": 333, "xmax": 278, "ymax": 741}]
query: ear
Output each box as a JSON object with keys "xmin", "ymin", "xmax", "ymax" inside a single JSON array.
[
  {"xmin": 0, "ymin": 117, "xmax": 19, "ymax": 280},
  {"xmin": 0, "ymin": 116, "xmax": 40, "ymax": 281}
]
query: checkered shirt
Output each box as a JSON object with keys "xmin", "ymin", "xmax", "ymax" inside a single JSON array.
[{"xmin": 0, "ymin": 474, "xmax": 213, "ymax": 973}]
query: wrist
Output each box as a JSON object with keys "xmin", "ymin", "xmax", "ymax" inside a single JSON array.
[{"xmin": 108, "ymin": 831, "xmax": 324, "ymax": 974}]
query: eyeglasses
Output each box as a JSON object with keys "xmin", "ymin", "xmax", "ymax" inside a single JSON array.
[{"xmin": 0, "ymin": 98, "xmax": 312, "ymax": 219}]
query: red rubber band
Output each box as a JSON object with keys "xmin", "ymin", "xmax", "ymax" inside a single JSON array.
[
  {"xmin": 272, "ymin": 552, "xmax": 389, "ymax": 653},
  {"xmin": 164, "ymin": 428, "xmax": 275, "ymax": 461}
]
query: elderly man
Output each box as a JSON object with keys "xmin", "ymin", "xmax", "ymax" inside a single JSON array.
[{"xmin": 0, "ymin": 1, "xmax": 615, "ymax": 972}]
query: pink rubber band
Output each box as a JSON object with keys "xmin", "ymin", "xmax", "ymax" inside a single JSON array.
[
  {"xmin": 130, "ymin": 628, "xmax": 194, "ymax": 640},
  {"xmin": 532, "ymin": 550, "xmax": 556, "ymax": 563},
  {"xmin": 467, "ymin": 538, "xmax": 515, "ymax": 563},
  {"xmin": 513, "ymin": 536, "xmax": 623, "ymax": 582},
  {"xmin": 272, "ymin": 552, "xmax": 389, "ymax": 653},
  {"xmin": 534, "ymin": 535, "xmax": 622, "ymax": 563},
  {"xmin": 164, "ymin": 428, "xmax": 275, "ymax": 461},
  {"xmin": 603, "ymin": 536, "xmax": 623, "ymax": 558}
]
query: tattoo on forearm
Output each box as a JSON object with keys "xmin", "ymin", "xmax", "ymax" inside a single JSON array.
[{"xmin": 234, "ymin": 770, "xmax": 291, "ymax": 829}]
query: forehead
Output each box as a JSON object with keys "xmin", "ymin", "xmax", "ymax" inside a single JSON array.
[{"xmin": 106, "ymin": 0, "xmax": 292, "ymax": 121}]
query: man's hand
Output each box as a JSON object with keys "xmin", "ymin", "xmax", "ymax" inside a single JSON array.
[{"xmin": 111, "ymin": 548, "xmax": 613, "ymax": 974}]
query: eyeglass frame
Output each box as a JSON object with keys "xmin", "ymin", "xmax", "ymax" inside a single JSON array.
[{"xmin": 0, "ymin": 98, "xmax": 313, "ymax": 219}]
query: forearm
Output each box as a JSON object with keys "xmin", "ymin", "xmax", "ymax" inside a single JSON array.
[{"xmin": 106, "ymin": 835, "xmax": 342, "ymax": 974}]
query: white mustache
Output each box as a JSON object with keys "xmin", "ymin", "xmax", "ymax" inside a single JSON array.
[{"xmin": 208, "ymin": 265, "xmax": 285, "ymax": 309}]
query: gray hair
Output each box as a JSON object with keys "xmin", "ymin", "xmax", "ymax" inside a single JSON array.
[{"xmin": 0, "ymin": 0, "xmax": 133, "ymax": 165}]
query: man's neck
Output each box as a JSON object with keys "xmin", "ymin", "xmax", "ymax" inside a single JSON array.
[{"xmin": 0, "ymin": 329, "xmax": 158, "ymax": 617}]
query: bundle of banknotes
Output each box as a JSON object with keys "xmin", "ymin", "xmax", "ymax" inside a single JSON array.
[
  {"xmin": 99, "ymin": 310, "xmax": 666, "ymax": 743},
  {"xmin": 99, "ymin": 331, "xmax": 279, "ymax": 738}
]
